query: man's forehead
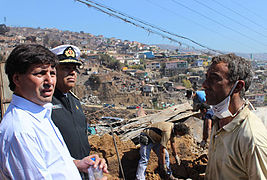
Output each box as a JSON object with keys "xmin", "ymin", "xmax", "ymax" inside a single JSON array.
[
  {"xmin": 28, "ymin": 63, "xmax": 55, "ymax": 70},
  {"xmin": 57, "ymin": 63, "xmax": 77, "ymax": 68},
  {"xmin": 208, "ymin": 62, "xmax": 228, "ymax": 74}
]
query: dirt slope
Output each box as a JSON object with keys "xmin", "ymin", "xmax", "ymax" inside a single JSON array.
[{"xmin": 88, "ymin": 134, "xmax": 207, "ymax": 180}]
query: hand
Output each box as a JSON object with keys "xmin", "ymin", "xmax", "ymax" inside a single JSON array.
[
  {"xmin": 200, "ymin": 140, "xmax": 206, "ymax": 148},
  {"xmin": 175, "ymin": 155, "xmax": 181, "ymax": 165},
  {"xmin": 74, "ymin": 154, "xmax": 109, "ymax": 174},
  {"xmin": 161, "ymin": 164, "xmax": 168, "ymax": 174}
]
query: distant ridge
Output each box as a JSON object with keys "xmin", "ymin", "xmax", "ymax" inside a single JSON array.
[{"xmin": 153, "ymin": 44, "xmax": 267, "ymax": 61}]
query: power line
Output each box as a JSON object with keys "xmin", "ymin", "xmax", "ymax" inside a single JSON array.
[
  {"xmin": 171, "ymin": 0, "xmax": 267, "ymax": 47},
  {"xmin": 227, "ymin": 0, "xmax": 267, "ymax": 30},
  {"xmin": 77, "ymin": 0, "xmax": 194, "ymax": 50},
  {"xmin": 191, "ymin": 0, "xmax": 267, "ymax": 39},
  {"xmin": 146, "ymin": 0, "xmax": 221, "ymax": 37},
  {"xmin": 75, "ymin": 0, "xmax": 223, "ymax": 53},
  {"xmin": 87, "ymin": 0, "xmax": 217, "ymax": 51},
  {"xmin": 145, "ymin": 0, "xmax": 257, "ymax": 53}
]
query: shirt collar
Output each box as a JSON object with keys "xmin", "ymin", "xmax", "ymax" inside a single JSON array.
[
  {"xmin": 11, "ymin": 94, "xmax": 53, "ymax": 122},
  {"xmin": 222, "ymin": 103, "xmax": 250, "ymax": 132}
]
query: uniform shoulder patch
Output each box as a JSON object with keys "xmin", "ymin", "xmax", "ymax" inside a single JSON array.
[
  {"xmin": 52, "ymin": 104, "xmax": 63, "ymax": 109},
  {"xmin": 69, "ymin": 91, "xmax": 80, "ymax": 100}
]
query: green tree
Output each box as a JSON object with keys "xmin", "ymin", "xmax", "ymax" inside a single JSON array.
[
  {"xmin": 0, "ymin": 24, "xmax": 9, "ymax": 35},
  {"xmin": 129, "ymin": 64, "xmax": 145, "ymax": 70},
  {"xmin": 160, "ymin": 63, "xmax": 166, "ymax": 74},
  {"xmin": 258, "ymin": 75, "xmax": 266, "ymax": 82},
  {"xmin": 100, "ymin": 54, "xmax": 122, "ymax": 70},
  {"xmin": 107, "ymin": 59, "xmax": 122, "ymax": 70},
  {"xmin": 139, "ymin": 58, "xmax": 144, "ymax": 65},
  {"xmin": 264, "ymin": 95, "xmax": 267, "ymax": 105},
  {"xmin": 182, "ymin": 79, "xmax": 192, "ymax": 89}
]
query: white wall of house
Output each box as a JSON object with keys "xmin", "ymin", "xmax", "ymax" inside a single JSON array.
[
  {"xmin": 146, "ymin": 62, "xmax": 160, "ymax": 69},
  {"xmin": 127, "ymin": 59, "xmax": 140, "ymax": 65},
  {"xmin": 166, "ymin": 62, "xmax": 178, "ymax": 69},
  {"xmin": 143, "ymin": 85, "xmax": 154, "ymax": 92}
]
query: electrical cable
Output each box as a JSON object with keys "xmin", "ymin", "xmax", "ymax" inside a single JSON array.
[
  {"xmin": 75, "ymin": 0, "xmax": 223, "ymax": 54},
  {"xmin": 145, "ymin": 0, "xmax": 256, "ymax": 53},
  {"xmin": 191, "ymin": 0, "xmax": 267, "ymax": 39},
  {"xmin": 226, "ymin": 0, "xmax": 267, "ymax": 30},
  {"xmin": 171, "ymin": 0, "xmax": 267, "ymax": 47}
]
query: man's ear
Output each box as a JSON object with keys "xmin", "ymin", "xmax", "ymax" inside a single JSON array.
[
  {"xmin": 12, "ymin": 74, "xmax": 21, "ymax": 88},
  {"xmin": 234, "ymin": 80, "xmax": 245, "ymax": 93}
]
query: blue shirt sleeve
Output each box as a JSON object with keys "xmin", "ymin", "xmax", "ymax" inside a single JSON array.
[
  {"xmin": 196, "ymin": 91, "xmax": 206, "ymax": 103},
  {"xmin": 2, "ymin": 132, "xmax": 53, "ymax": 180}
]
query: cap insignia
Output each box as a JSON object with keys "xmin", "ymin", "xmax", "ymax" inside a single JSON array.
[{"xmin": 64, "ymin": 47, "xmax": 76, "ymax": 58}]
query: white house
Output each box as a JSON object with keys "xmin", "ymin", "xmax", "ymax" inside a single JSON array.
[{"xmin": 146, "ymin": 61, "xmax": 161, "ymax": 70}]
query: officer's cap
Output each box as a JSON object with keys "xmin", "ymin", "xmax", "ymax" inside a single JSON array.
[{"xmin": 50, "ymin": 45, "xmax": 82, "ymax": 65}]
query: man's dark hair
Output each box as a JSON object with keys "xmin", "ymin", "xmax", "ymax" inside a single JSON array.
[
  {"xmin": 211, "ymin": 53, "xmax": 253, "ymax": 98},
  {"xmin": 5, "ymin": 44, "xmax": 58, "ymax": 91},
  {"xmin": 173, "ymin": 122, "xmax": 190, "ymax": 136}
]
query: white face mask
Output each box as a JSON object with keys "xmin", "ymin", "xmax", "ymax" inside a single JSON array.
[{"xmin": 211, "ymin": 81, "xmax": 239, "ymax": 119}]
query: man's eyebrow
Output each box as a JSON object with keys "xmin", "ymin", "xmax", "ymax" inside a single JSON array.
[{"xmin": 209, "ymin": 71, "xmax": 220, "ymax": 76}]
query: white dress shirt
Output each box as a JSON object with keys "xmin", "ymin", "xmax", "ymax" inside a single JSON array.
[{"xmin": 0, "ymin": 94, "xmax": 81, "ymax": 179}]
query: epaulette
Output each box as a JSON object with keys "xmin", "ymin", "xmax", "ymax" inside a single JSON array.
[{"xmin": 69, "ymin": 91, "xmax": 80, "ymax": 100}]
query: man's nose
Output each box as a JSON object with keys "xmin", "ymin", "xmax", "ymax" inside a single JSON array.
[
  {"xmin": 202, "ymin": 79, "xmax": 208, "ymax": 89},
  {"xmin": 69, "ymin": 68, "xmax": 77, "ymax": 75},
  {"xmin": 44, "ymin": 73, "xmax": 54, "ymax": 84}
]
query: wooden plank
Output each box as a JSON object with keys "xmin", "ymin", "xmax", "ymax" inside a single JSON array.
[
  {"xmin": 0, "ymin": 63, "xmax": 12, "ymax": 120},
  {"xmin": 167, "ymin": 111, "xmax": 199, "ymax": 122},
  {"xmin": 118, "ymin": 102, "xmax": 194, "ymax": 141},
  {"xmin": 117, "ymin": 102, "xmax": 193, "ymax": 132}
]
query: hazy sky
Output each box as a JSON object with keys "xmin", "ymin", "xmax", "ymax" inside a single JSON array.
[{"xmin": 2, "ymin": 0, "xmax": 267, "ymax": 53}]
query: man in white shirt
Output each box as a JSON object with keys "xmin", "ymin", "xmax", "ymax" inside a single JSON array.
[{"xmin": 0, "ymin": 44, "xmax": 108, "ymax": 179}]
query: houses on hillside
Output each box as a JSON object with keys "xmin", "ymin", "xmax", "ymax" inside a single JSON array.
[{"xmin": 1, "ymin": 26, "xmax": 266, "ymax": 107}]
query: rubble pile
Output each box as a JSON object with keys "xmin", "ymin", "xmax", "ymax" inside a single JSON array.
[
  {"xmin": 81, "ymin": 94, "xmax": 102, "ymax": 105},
  {"xmin": 83, "ymin": 106, "xmax": 159, "ymax": 135},
  {"xmin": 75, "ymin": 66, "xmax": 210, "ymax": 179},
  {"xmin": 88, "ymin": 133, "xmax": 207, "ymax": 179},
  {"xmin": 85, "ymin": 103, "xmax": 208, "ymax": 179}
]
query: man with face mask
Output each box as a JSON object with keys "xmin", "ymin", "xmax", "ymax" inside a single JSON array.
[{"xmin": 203, "ymin": 54, "xmax": 267, "ymax": 179}]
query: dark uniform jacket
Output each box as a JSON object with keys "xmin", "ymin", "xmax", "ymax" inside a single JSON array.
[{"xmin": 51, "ymin": 88, "xmax": 91, "ymax": 160}]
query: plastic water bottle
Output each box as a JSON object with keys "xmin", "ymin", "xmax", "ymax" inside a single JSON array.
[{"xmin": 88, "ymin": 157, "xmax": 103, "ymax": 180}]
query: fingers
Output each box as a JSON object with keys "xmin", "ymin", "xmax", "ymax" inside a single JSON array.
[
  {"xmin": 175, "ymin": 155, "xmax": 181, "ymax": 165},
  {"xmin": 97, "ymin": 157, "xmax": 109, "ymax": 173},
  {"xmin": 101, "ymin": 159, "xmax": 109, "ymax": 174},
  {"xmin": 88, "ymin": 154, "xmax": 109, "ymax": 173},
  {"xmin": 86, "ymin": 154, "xmax": 100, "ymax": 167},
  {"xmin": 101, "ymin": 176, "xmax": 108, "ymax": 180}
]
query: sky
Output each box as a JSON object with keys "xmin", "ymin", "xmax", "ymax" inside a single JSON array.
[{"xmin": 1, "ymin": 0, "xmax": 267, "ymax": 53}]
